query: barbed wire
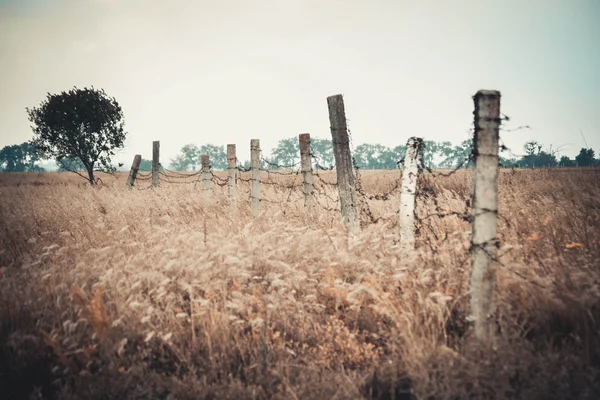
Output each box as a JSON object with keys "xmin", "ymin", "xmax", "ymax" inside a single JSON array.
[
  {"xmin": 210, "ymin": 171, "xmax": 229, "ymax": 187},
  {"xmin": 159, "ymin": 171, "xmax": 194, "ymax": 180},
  {"xmin": 135, "ymin": 173, "xmax": 152, "ymax": 181},
  {"xmin": 309, "ymin": 152, "xmax": 335, "ymax": 171},
  {"xmin": 260, "ymin": 169, "xmax": 300, "ymax": 176},
  {"xmin": 260, "ymin": 155, "xmax": 301, "ymax": 170},
  {"xmin": 126, "ymin": 112, "xmax": 556, "ymax": 253},
  {"xmin": 414, "ymin": 114, "xmax": 525, "ymax": 265},
  {"xmin": 156, "ymin": 171, "xmax": 201, "ymax": 185},
  {"xmin": 162, "ymin": 168, "xmax": 202, "ymax": 178},
  {"xmin": 313, "ymin": 172, "xmax": 338, "ymax": 187},
  {"xmin": 235, "ymin": 157, "xmax": 251, "ymax": 173}
]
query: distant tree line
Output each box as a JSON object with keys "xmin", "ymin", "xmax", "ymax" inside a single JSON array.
[
  {"xmin": 2, "ymin": 136, "xmax": 598, "ymax": 174},
  {"xmin": 511, "ymin": 141, "xmax": 598, "ymax": 168},
  {"xmin": 165, "ymin": 138, "xmax": 599, "ymax": 171}
]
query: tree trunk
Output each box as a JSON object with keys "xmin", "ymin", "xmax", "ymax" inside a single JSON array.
[{"xmin": 86, "ymin": 164, "xmax": 95, "ymax": 185}]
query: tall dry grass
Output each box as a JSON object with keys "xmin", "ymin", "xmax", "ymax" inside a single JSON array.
[{"xmin": 0, "ymin": 168, "xmax": 599, "ymax": 399}]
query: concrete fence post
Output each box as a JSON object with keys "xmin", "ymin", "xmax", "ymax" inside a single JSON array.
[
  {"xmin": 201, "ymin": 154, "xmax": 212, "ymax": 200},
  {"xmin": 250, "ymin": 139, "xmax": 261, "ymax": 217},
  {"xmin": 470, "ymin": 89, "xmax": 501, "ymax": 343},
  {"xmin": 152, "ymin": 141, "xmax": 160, "ymax": 187},
  {"xmin": 327, "ymin": 94, "xmax": 359, "ymax": 233},
  {"xmin": 299, "ymin": 133, "xmax": 314, "ymax": 211},
  {"xmin": 227, "ymin": 144, "xmax": 237, "ymax": 205},
  {"xmin": 399, "ymin": 137, "xmax": 424, "ymax": 250},
  {"xmin": 126, "ymin": 154, "xmax": 142, "ymax": 187}
]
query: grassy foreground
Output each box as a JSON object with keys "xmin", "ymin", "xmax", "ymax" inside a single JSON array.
[{"xmin": 0, "ymin": 168, "xmax": 599, "ymax": 399}]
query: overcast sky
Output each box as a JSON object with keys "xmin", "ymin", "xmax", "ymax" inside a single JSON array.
[{"xmin": 1, "ymin": 0, "xmax": 598, "ymax": 165}]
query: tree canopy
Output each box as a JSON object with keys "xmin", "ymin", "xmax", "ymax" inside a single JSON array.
[
  {"xmin": 264, "ymin": 138, "xmax": 300, "ymax": 169},
  {"xmin": 0, "ymin": 142, "xmax": 45, "ymax": 172},
  {"xmin": 352, "ymin": 143, "xmax": 399, "ymax": 170},
  {"xmin": 575, "ymin": 148, "xmax": 596, "ymax": 167},
  {"xmin": 27, "ymin": 86, "xmax": 126, "ymax": 184},
  {"xmin": 139, "ymin": 158, "xmax": 153, "ymax": 171},
  {"xmin": 169, "ymin": 144, "xmax": 227, "ymax": 171}
]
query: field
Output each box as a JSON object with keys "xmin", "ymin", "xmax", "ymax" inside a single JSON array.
[{"xmin": 1, "ymin": 168, "xmax": 600, "ymax": 399}]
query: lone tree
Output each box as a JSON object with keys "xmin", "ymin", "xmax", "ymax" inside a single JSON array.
[{"xmin": 27, "ymin": 86, "xmax": 126, "ymax": 185}]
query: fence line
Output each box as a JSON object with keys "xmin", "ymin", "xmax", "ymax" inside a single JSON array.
[{"xmin": 118, "ymin": 88, "xmax": 573, "ymax": 345}]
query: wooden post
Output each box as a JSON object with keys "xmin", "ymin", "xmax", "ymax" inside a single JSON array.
[
  {"xmin": 201, "ymin": 154, "xmax": 212, "ymax": 200},
  {"xmin": 227, "ymin": 144, "xmax": 237, "ymax": 205},
  {"xmin": 250, "ymin": 139, "xmax": 261, "ymax": 217},
  {"xmin": 126, "ymin": 154, "xmax": 142, "ymax": 187},
  {"xmin": 327, "ymin": 94, "xmax": 359, "ymax": 233},
  {"xmin": 299, "ymin": 133, "xmax": 314, "ymax": 211},
  {"xmin": 470, "ymin": 90, "xmax": 501, "ymax": 343},
  {"xmin": 152, "ymin": 141, "xmax": 160, "ymax": 187},
  {"xmin": 399, "ymin": 137, "xmax": 423, "ymax": 249}
]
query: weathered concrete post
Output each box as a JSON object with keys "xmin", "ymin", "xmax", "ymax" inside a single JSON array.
[
  {"xmin": 299, "ymin": 133, "xmax": 314, "ymax": 211},
  {"xmin": 399, "ymin": 137, "xmax": 424, "ymax": 249},
  {"xmin": 327, "ymin": 94, "xmax": 359, "ymax": 233},
  {"xmin": 126, "ymin": 154, "xmax": 142, "ymax": 187},
  {"xmin": 470, "ymin": 89, "xmax": 501, "ymax": 343},
  {"xmin": 227, "ymin": 144, "xmax": 237, "ymax": 205},
  {"xmin": 250, "ymin": 139, "xmax": 261, "ymax": 217},
  {"xmin": 201, "ymin": 154, "xmax": 212, "ymax": 200},
  {"xmin": 152, "ymin": 141, "xmax": 160, "ymax": 187}
]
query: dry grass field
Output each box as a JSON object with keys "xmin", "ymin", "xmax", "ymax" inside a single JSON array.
[{"xmin": 1, "ymin": 168, "xmax": 599, "ymax": 399}]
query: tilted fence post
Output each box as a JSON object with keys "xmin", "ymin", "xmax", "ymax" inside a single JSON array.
[
  {"xmin": 399, "ymin": 137, "xmax": 424, "ymax": 250},
  {"xmin": 126, "ymin": 154, "xmax": 142, "ymax": 187},
  {"xmin": 250, "ymin": 139, "xmax": 261, "ymax": 217},
  {"xmin": 152, "ymin": 141, "xmax": 160, "ymax": 187},
  {"xmin": 327, "ymin": 94, "xmax": 359, "ymax": 233},
  {"xmin": 299, "ymin": 133, "xmax": 314, "ymax": 211},
  {"xmin": 201, "ymin": 154, "xmax": 212, "ymax": 200},
  {"xmin": 470, "ymin": 89, "xmax": 501, "ymax": 343},
  {"xmin": 227, "ymin": 144, "xmax": 237, "ymax": 205}
]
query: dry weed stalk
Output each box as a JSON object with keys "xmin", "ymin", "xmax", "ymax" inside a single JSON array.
[{"xmin": 70, "ymin": 284, "xmax": 112, "ymax": 341}]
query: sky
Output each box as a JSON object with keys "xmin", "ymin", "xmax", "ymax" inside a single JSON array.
[{"xmin": 0, "ymin": 0, "xmax": 599, "ymax": 167}]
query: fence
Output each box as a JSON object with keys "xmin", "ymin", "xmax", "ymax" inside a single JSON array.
[{"xmin": 126, "ymin": 90, "xmax": 505, "ymax": 343}]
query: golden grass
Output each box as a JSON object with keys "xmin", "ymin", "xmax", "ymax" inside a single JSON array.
[{"xmin": 0, "ymin": 168, "xmax": 599, "ymax": 399}]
